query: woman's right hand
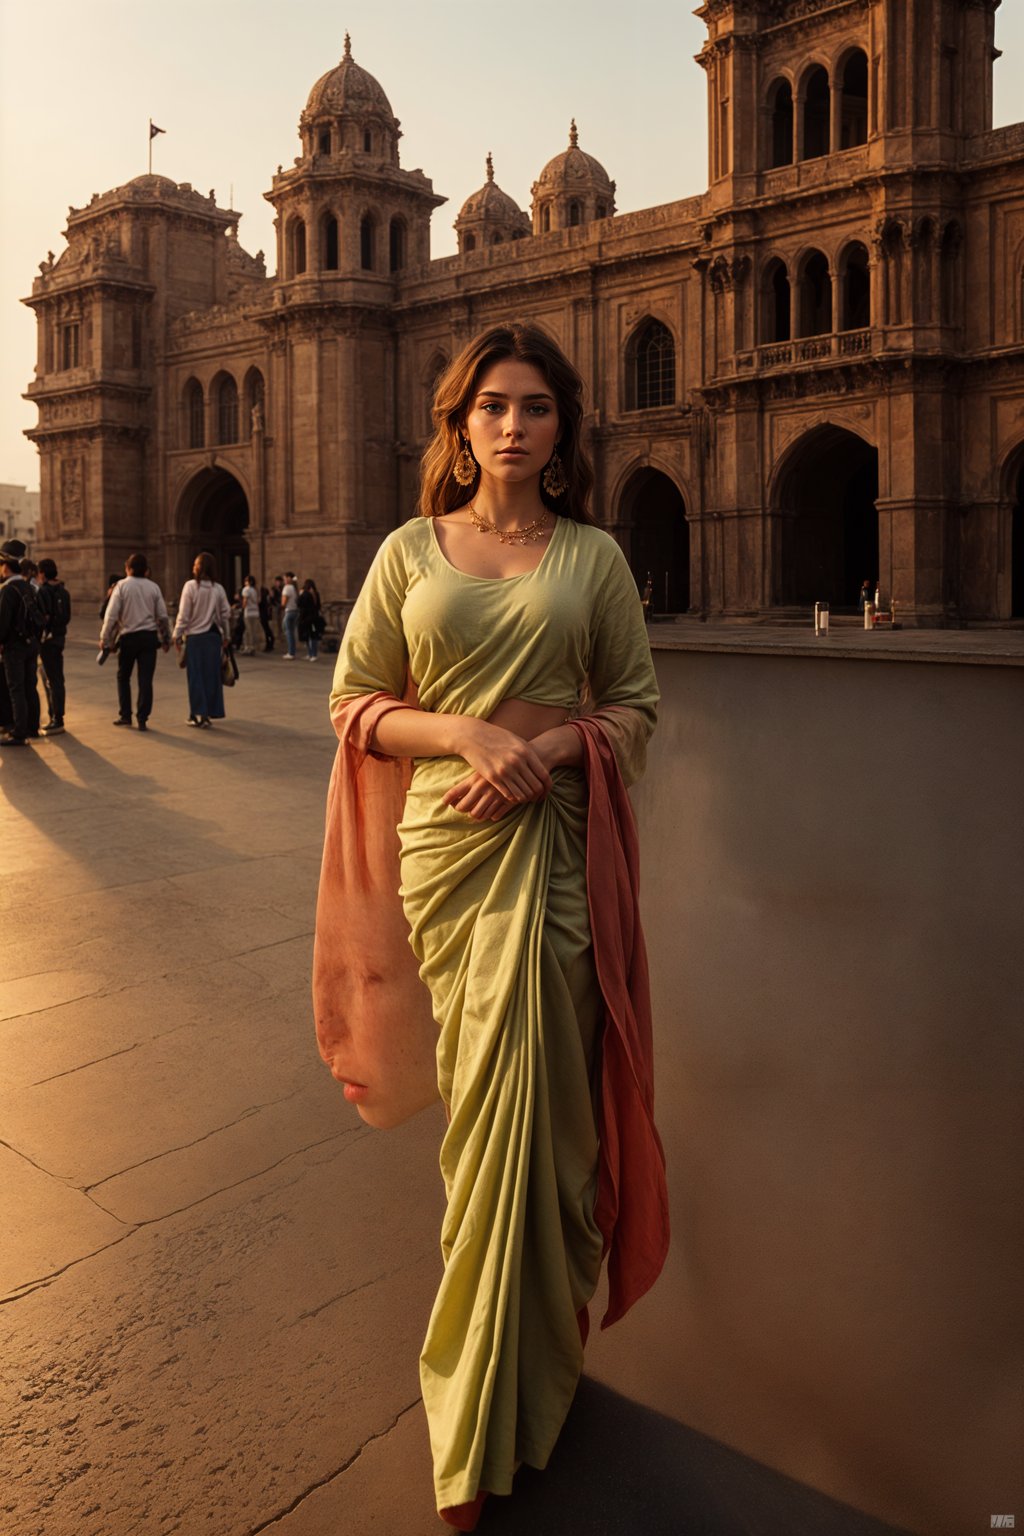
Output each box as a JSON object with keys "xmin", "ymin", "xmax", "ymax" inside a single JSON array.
[{"xmin": 455, "ymin": 718, "xmax": 553, "ymax": 803}]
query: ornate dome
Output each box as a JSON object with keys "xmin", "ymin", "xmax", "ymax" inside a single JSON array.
[
  {"xmin": 304, "ymin": 33, "xmax": 395, "ymax": 120},
  {"xmin": 455, "ymin": 154, "xmax": 530, "ymax": 254},
  {"xmin": 535, "ymin": 120, "xmax": 614, "ymax": 196}
]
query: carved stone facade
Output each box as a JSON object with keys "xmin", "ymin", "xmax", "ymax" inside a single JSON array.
[{"xmin": 23, "ymin": 2, "xmax": 1024, "ymax": 622}]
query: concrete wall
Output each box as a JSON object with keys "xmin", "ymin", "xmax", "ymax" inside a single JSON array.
[{"xmin": 587, "ymin": 645, "xmax": 1023, "ymax": 1536}]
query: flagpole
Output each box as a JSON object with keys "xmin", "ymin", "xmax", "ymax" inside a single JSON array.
[{"xmin": 148, "ymin": 120, "xmax": 152, "ymax": 174}]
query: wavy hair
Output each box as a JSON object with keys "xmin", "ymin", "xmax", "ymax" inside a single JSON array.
[{"xmin": 417, "ymin": 323, "xmax": 595, "ymax": 523}]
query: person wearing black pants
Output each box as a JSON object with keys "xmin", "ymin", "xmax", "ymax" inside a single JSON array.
[
  {"xmin": 36, "ymin": 557, "xmax": 71, "ymax": 734},
  {"xmin": 0, "ymin": 539, "xmax": 41, "ymax": 747},
  {"xmin": 116, "ymin": 630, "xmax": 160, "ymax": 725},
  {"xmin": 99, "ymin": 552, "xmax": 171, "ymax": 729}
]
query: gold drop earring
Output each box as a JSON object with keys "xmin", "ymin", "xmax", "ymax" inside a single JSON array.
[
  {"xmin": 542, "ymin": 448, "xmax": 568, "ymax": 498},
  {"xmin": 453, "ymin": 435, "xmax": 478, "ymax": 487}
]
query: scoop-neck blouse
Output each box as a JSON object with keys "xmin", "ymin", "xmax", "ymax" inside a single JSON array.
[{"xmin": 331, "ymin": 513, "xmax": 658, "ymax": 728}]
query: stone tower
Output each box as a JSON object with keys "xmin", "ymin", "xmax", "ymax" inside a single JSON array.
[{"xmin": 22, "ymin": 177, "xmax": 261, "ymax": 594}]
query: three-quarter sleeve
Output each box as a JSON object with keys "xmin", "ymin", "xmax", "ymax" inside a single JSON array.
[
  {"xmin": 587, "ymin": 540, "xmax": 659, "ymax": 739},
  {"xmin": 330, "ymin": 532, "xmax": 411, "ymax": 711}
]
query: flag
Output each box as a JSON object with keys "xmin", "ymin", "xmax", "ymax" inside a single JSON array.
[{"xmin": 149, "ymin": 121, "xmax": 166, "ymax": 139}]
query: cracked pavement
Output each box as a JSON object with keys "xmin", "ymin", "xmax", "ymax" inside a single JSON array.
[{"xmin": 1, "ymin": 643, "xmax": 446, "ymax": 1535}]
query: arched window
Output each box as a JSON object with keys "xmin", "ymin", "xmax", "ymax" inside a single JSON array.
[
  {"xmin": 245, "ymin": 368, "xmax": 265, "ymax": 435},
  {"xmin": 763, "ymin": 259, "xmax": 792, "ymax": 343},
  {"xmin": 389, "ymin": 216, "xmax": 406, "ymax": 272},
  {"xmin": 491, "ymin": 232, "xmax": 503, "ymax": 245},
  {"xmin": 840, "ymin": 242, "xmax": 871, "ymax": 330},
  {"xmin": 596, "ymin": 201, "xmax": 607, "ymax": 219},
  {"xmin": 318, "ymin": 129, "xmax": 331, "ymax": 155},
  {"xmin": 626, "ymin": 320, "xmax": 676, "ymax": 411},
  {"xmin": 798, "ymin": 250, "xmax": 832, "ymax": 336},
  {"xmin": 215, "ymin": 375, "xmax": 239, "ymax": 445},
  {"xmin": 321, "ymin": 214, "xmax": 339, "ymax": 271},
  {"xmin": 568, "ymin": 200, "xmax": 582, "ymax": 227},
  {"xmin": 184, "ymin": 378, "xmax": 204, "ymax": 449},
  {"xmin": 360, "ymin": 213, "xmax": 376, "ymax": 271},
  {"xmin": 767, "ymin": 79, "xmax": 794, "ymax": 168},
  {"xmin": 288, "ymin": 217, "xmax": 306, "ymax": 277},
  {"xmin": 541, "ymin": 206, "xmax": 551, "ymax": 234},
  {"xmin": 363, "ymin": 128, "xmax": 373, "ymax": 153},
  {"xmin": 840, "ymin": 51, "xmax": 869, "ymax": 148},
  {"xmin": 463, "ymin": 232, "xmax": 476, "ymax": 252},
  {"xmin": 802, "ymin": 66, "xmax": 831, "ymax": 159}
]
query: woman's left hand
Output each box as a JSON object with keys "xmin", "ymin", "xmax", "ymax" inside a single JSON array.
[{"xmin": 442, "ymin": 773, "xmax": 517, "ymax": 822}]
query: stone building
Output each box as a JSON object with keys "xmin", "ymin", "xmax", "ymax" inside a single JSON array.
[
  {"xmin": 0, "ymin": 484, "xmax": 40, "ymax": 552},
  {"xmin": 22, "ymin": 1, "xmax": 1024, "ymax": 622}
]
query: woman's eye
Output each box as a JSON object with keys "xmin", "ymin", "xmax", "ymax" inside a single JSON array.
[
  {"xmin": 528, "ymin": 404, "xmax": 550, "ymax": 416},
  {"xmin": 481, "ymin": 402, "xmax": 503, "ymax": 413}
]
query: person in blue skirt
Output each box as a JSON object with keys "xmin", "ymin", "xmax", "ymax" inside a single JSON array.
[{"xmin": 172, "ymin": 551, "xmax": 230, "ymax": 728}]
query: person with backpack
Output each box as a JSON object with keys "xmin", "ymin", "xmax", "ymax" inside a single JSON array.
[
  {"xmin": 36, "ymin": 557, "xmax": 71, "ymax": 735},
  {"xmin": 0, "ymin": 538, "xmax": 44, "ymax": 746}
]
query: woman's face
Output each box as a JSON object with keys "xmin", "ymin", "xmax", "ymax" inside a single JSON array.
[
  {"xmin": 193, "ymin": 557, "xmax": 203, "ymax": 580},
  {"xmin": 463, "ymin": 357, "xmax": 560, "ymax": 487}
]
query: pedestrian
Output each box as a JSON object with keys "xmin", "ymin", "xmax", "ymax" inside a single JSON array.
[
  {"xmin": 297, "ymin": 578, "xmax": 323, "ymax": 660},
  {"xmin": 258, "ymin": 583, "xmax": 274, "ymax": 651},
  {"xmin": 99, "ymin": 573, "xmax": 120, "ymax": 620},
  {"xmin": 0, "ymin": 538, "xmax": 44, "ymax": 746},
  {"xmin": 229, "ymin": 590, "xmax": 245, "ymax": 651},
  {"xmin": 36, "ymin": 557, "xmax": 72, "ymax": 734},
  {"xmin": 281, "ymin": 570, "xmax": 299, "ymax": 659},
  {"xmin": 240, "ymin": 575, "xmax": 262, "ymax": 655},
  {"xmin": 173, "ymin": 551, "xmax": 230, "ymax": 728},
  {"xmin": 312, "ymin": 323, "xmax": 668, "ymax": 1530},
  {"xmin": 99, "ymin": 553, "xmax": 171, "ymax": 731},
  {"xmin": 270, "ymin": 576, "xmax": 284, "ymax": 646}
]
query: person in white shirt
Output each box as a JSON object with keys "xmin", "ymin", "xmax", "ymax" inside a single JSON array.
[
  {"xmin": 241, "ymin": 575, "xmax": 262, "ymax": 656},
  {"xmin": 173, "ymin": 551, "xmax": 231, "ymax": 728},
  {"xmin": 99, "ymin": 553, "xmax": 171, "ymax": 731},
  {"xmin": 281, "ymin": 571, "xmax": 300, "ymax": 659}
]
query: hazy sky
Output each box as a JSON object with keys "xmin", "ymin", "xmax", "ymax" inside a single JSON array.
[{"xmin": 2, "ymin": 0, "xmax": 1023, "ymax": 490}]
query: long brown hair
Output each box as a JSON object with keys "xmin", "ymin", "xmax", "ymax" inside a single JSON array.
[{"xmin": 417, "ymin": 323, "xmax": 596, "ymax": 523}]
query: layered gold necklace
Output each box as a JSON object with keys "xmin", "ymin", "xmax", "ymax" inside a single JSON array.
[{"xmin": 467, "ymin": 503, "xmax": 551, "ymax": 546}]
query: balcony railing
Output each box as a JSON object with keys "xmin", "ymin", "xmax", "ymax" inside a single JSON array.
[{"xmin": 754, "ymin": 330, "xmax": 873, "ymax": 370}]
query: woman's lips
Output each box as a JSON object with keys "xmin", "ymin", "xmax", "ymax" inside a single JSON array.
[
  {"xmin": 497, "ymin": 449, "xmax": 527, "ymax": 457},
  {"xmin": 342, "ymin": 1081, "xmax": 369, "ymax": 1104}
]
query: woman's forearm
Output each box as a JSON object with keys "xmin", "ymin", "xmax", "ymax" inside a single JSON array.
[{"xmin": 369, "ymin": 706, "xmax": 474, "ymax": 759}]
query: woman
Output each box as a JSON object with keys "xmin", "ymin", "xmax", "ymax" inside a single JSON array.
[
  {"xmin": 241, "ymin": 575, "xmax": 262, "ymax": 655},
  {"xmin": 297, "ymin": 578, "xmax": 323, "ymax": 661},
  {"xmin": 313, "ymin": 324, "xmax": 668, "ymax": 1530},
  {"xmin": 173, "ymin": 551, "xmax": 230, "ymax": 728}
]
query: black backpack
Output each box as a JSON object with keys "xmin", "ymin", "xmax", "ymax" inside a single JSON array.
[
  {"xmin": 12, "ymin": 580, "xmax": 47, "ymax": 646},
  {"xmin": 40, "ymin": 583, "xmax": 71, "ymax": 639}
]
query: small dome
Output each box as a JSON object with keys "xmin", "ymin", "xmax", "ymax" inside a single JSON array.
[
  {"xmin": 304, "ymin": 33, "xmax": 395, "ymax": 120},
  {"xmin": 458, "ymin": 154, "xmax": 526, "ymax": 223},
  {"xmin": 120, "ymin": 174, "xmax": 182, "ymax": 197},
  {"xmin": 455, "ymin": 154, "xmax": 531, "ymax": 254},
  {"xmin": 535, "ymin": 120, "xmax": 614, "ymax": 196}
]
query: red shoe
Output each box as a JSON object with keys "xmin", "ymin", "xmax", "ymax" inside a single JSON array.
[{"xmin": 439, "ymin": 1491, "xmax": 488, "ymax": 1531}]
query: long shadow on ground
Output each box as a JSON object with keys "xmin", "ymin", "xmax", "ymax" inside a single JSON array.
[{"xmin": 480, "ymin": 1378, "xmax": 915, "ymax": 1536}]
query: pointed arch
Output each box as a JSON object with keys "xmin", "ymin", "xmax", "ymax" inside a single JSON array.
[
  {"xmin": 212, "ymin": 371, "xmax": 239, "ymax": 446},
  {"xmin": 625, "ymin": 318, "xmax": 676, "ymax": 411},
  {"xmin": 183, "ymin": 377, "xmax": 204, "ymax": 449}
]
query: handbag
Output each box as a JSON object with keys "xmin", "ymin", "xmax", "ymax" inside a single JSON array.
[
  {"xmin": 221, "ymin": 645, "xmax": 239, "ymax": 687},
  {"xmin": 177, "ymin": 636, "xmax": 187, "ymax": 668}
]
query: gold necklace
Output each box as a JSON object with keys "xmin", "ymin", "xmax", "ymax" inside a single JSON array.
[{"xmin": 467, "ymin": 503, "xmax": 551, "ymax": 546}]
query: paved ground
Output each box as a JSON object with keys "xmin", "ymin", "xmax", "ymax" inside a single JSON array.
[{"xmin": 1, "ymin": 641, "xmax": 915, "ymax": 1536}]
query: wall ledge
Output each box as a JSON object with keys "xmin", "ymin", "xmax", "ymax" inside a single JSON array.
[{"xmin": 647, "ymin": 623, "xmax": 1024, "ymax": 669}]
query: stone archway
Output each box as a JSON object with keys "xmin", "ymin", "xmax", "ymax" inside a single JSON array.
[
  {"xmin": 176, "ymin": 467, "xmax": 250, "ymax": 598},
  {"xmin": 772, "ymin": 427, "xmax": 879, "ymax": 608},
  {"xmin": 619, "ymin": 468, "xmax": 690, "ymax": 615}
]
